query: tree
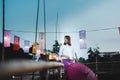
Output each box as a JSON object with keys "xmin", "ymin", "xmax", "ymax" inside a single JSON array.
[
  {"xmin": 87, "ymin": 47, "xmax": 100, "ymax": 62},
  {"xmin": 87, "ymin": 47, "xmax": 101, "ymax": 72},
  {"xmin": 52, "ymin": 40, "xmax": 60, "ymax": 54},
  {"xmin": 88, "ymin": 47, "xmax": 94, "ymax": 57},
  {"xmin": 0, "ymin": 43, "xmax": 33, "ymax": 61}
]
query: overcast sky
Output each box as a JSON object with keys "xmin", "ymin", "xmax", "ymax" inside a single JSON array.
[{"xmin": 0, "ymin": 0, "xmax": 120, "ymax": 59}]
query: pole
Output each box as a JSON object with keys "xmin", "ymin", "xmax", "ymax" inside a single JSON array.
[
  {"xmin": 43, "ymin": 2, "xmax": 48, "ymax": 80},
  {"xmin": 2, "ymin": 0, "xmax": 5, "ymax": 62},
  {"xmin": 43, "ymin": 0, "xmax": 46, "ymax": 50},
  {"xmin": 55, "ymin": 12, "xmax": 58, "ymax": 40},
  {"xmin": 95, "ymin": 55, "xmax": 98, "ymax": 72},
  {"xmin": 35, "ymin": 0, "xmax": 40, "ymax": 43},
  {"xmin": 33, "ymin": 0, "xmax": 40, "ymax": 79}
]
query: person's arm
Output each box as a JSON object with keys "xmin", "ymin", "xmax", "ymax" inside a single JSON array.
[
  {"xmin": 72, "ymin": 47, "xmax": 75, "ymax": 59},
  {"xmin": 61, "ymin": 54, "xmax": 70, "ymax": 59},
  {"xmin": 72, "ymin": 47, "xmax": 78, "ymax": 62}
]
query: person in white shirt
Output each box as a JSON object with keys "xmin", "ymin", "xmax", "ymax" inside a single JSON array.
[{"xmin": 59, "ymin": 35, "xmax": 76, "ymax": 71}]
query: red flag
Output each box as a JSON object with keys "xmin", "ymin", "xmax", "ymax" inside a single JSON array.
[
  {"xmin": 13, "ymin": 36, "xmax": 20, "ymax": 51},
  {"xmin": 118, "ymin": 27, "xmax": 120, "ymax": 35}
]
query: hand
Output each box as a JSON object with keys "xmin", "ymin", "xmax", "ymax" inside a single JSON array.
[
  {"xmin": 61, "ymin": 54, "xmax": 70, "ymax": 59},
  {"xmin": 73, "ymin": 59, "xmax": 78, "ymax": 62}
]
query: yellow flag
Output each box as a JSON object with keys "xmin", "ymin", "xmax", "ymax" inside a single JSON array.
[{"xmin": 32, "ymin": 43, "xmax": 37, "ymax": 54}]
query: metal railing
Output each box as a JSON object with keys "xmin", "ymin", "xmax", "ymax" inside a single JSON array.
[{"xmin": 84, "ymin": 61, "xmax": 120, "ymax": 74}]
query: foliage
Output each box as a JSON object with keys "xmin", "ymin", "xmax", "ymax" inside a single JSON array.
[
  {"xmin": 87, "ymin": 47, "xmax": 100, "ymax": 62},
  {"xmin": 0, "ymin": 43, "xmax": 33, "ymax": 61},
  {"xmin": 52, "ymin": 40, "xmax": 60, "ymax": 54},
  {"xmin": 78, "ymin": 57, "xmax": 86, "ymax": 62}
]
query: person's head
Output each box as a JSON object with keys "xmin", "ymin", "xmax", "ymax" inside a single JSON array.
[{"xmin": 64, "ymin": 35, "xmax": 71, "ymax": 46}]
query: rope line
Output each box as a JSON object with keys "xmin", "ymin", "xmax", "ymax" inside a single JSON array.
[{"xmin": 6, "ymin": 27, "xmax": 119, "ymax": 33}]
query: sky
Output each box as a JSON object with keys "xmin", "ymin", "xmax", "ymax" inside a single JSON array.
[{"xmin": 0, "ymin": 0, "xmax": 120, "ymax": 59}]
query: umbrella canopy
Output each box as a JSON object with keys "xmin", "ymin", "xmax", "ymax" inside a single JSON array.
[{"xmin": 67, "ymin": 62, "xmax": 98, "ymax": 80}]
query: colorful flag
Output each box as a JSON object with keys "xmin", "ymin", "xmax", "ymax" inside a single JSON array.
[
  {"xmin": 4, "ymin": 30, "xmax": 11, "ymax": 47},
  {"xmin": 36, "ymin": 45, "xmax": 41, "ymax": 56},
  {"xmin": 79, "ymin": 30, "xmax": 87, "ymax": 49},
  {"xmin": 13, "ymin": 36, "xmax": 20, "ymax": 51},
  {"xmin": 32, "ymin": 43, "xmax": 37, "ymax": 54},
  {"xmin": 39, "ymin": 32, "xmax": 45, "ymax": 51},
  {"xmin": 80, "ymin": 39, "xmax": 87, "ymax": 49},
  {"xmin": 24, "ymin": 40, "xmax": 30, "ymax": 53},
  {"xmin": 79, "ymin": 30, "xmax": 86, "ymax": 39}
]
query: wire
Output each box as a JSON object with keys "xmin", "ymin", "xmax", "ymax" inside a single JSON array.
[
  {"xmin": 87, "ymin": 27, "xmax": 118, "ymax": 32},
  {"xmin": 2, "ymin": 26, "xmax": 119, "ymax": 46},
  {"xmin": 11, "ymin": 33, "xmax": 34, "ymax": 44},
  {"xmin": 7, "ymin": 27, "xmax": 118, "ymax": 33},
  {"xmin": 9, "ymin": 30, "xmax": 35, "ymax": 33}
]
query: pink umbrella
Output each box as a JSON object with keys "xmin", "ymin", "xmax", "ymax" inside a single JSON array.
[{"xmin": 67, "ymin": 62, "xmax": 98, "ymax": 80}]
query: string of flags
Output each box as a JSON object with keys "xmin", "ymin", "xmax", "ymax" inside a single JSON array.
[
  {"xmin": 3, "ymin": 30, "xmax": 61, "ymax": 60},
  {"xmin": 79, "ymin": 27, "xmax": 120, "ymax": 49},
  {"xmin": 4, "ymin": 30, "xmax": 45, "ymax": 54},
  {"xmin": 7, "ymin": 27, "xmax": 120, "ymax": 33},
  {"xmin": 3, "ymin": 27, "xmax": 120, "ymax": 54}
]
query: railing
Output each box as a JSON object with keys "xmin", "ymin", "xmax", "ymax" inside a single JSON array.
[
  {"xmin": 1, "ymin": 60, "xmax": 119, "ymax": 80},
  {"xmin": 0, "ymin": 60, "xmax": 64, "ymax": 80},
  {"xmin": 84, "ymin": 61, "xmax": 120, "ymax": 74}
]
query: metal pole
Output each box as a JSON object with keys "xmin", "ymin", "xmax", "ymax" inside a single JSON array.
[
  {"xmin": 33, "ymin": 0, "xmax": 40, "ymax": 79},
  {"xmin": 96, "ymin": 55, "xmax": 98, "ymax": 72},
  {"xmin": 2, "ymin": 0, "xmax": 5, "ymax": 62},
  {"xmin": 43, "ymin": 0, "xmax": 46, "ymax": 50},
  {"xmin": 55, "ymin": 12, "xmax": 58, "ymax": 40},
  {"xmin": 35, "ymin": 0, "xmax": 40, "ymax": 43},
  {"xmin": 43, "ymin": 1, "xmax": 48, "ymax": 80}
]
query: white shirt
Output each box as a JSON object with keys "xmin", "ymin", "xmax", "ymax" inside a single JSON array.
[{"xmin": 59, "ymin": 44, "xmax": 75, "ymax": 59}]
